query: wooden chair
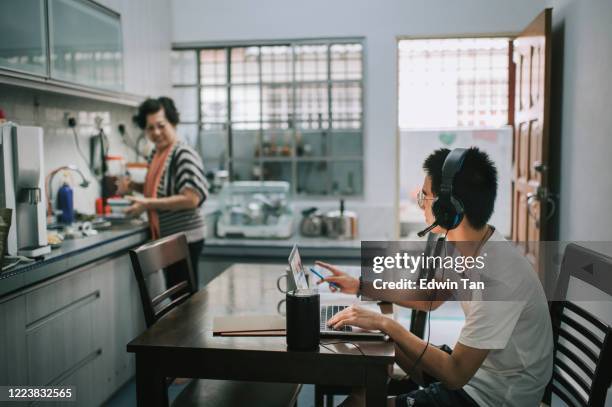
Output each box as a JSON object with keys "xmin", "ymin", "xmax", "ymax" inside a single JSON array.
[
  {"xmin": 542, "ymin": 243, "xmax": 612, "ymax": 407},
  {"xmin": 409, "ymin": 233, "xmax": 443, "ymax": 339},
  {"xmin": 129, "ymin": 232, "xmax": 301, "ymax": 407}
]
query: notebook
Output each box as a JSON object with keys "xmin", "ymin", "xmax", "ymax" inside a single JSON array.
[{"xmin": 213, "ymin": 315, "xmax": 285, "ymax": 335}]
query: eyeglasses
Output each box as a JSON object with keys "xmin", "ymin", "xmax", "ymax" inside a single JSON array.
[
  {"xmin": 417, "ymin": 190, "xmax": 435, "ymax": 209},
  {"xmin": 145, "ymin": 121, "xmax": 167, "ymax": 134}
]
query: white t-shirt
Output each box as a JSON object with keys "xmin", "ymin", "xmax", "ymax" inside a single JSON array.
[{"xmin": 445, "ymin": 229, "xmax": 553, "ymax": 407}]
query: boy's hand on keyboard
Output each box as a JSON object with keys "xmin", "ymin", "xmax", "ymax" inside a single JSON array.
[
  {"xmin": 327, "ymin": 305, "xmax": 388, "ymax": 332},
  {"xmin": 315, "ymin": 261, "xmax": 359, "ymax": 294}
]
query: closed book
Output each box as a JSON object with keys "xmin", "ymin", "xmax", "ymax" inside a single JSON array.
[
  {"xmin": 217, "ymin": 330, "xmax": 286, "ymax": 337},
  {"xmin": 213, "ymin": 315, "xmax": 286, "ymax": 334}
]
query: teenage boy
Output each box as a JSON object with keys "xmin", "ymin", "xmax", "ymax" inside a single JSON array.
[{"xmin": 317, "ymin": 147, "xmax": 553, "ymax": 407}]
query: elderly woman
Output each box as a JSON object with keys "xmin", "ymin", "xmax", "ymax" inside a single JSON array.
[{"xmin": 118, "ymin": 97, "xmax": 208, "ymax": 287}]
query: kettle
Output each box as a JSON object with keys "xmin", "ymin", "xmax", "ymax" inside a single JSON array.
[
  {"xmin": 300, "ymin": 207, "xmax": 325, "ymax": 237},
  {"xmin": 323, "ymin": 199, "xmax": 358, "ymax": 240}
]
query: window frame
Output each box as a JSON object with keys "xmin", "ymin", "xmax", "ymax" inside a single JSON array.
[{"xmin": 172, "ymin": 37, "xmax": 366, "ymax": 197}]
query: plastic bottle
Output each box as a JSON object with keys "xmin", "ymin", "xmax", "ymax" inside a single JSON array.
[{"xmin": 57, "ymin": 182, "xmax": 74, "ymax": 224}]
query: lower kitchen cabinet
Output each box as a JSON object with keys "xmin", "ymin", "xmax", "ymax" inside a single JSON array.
[
  {"xmin": 0, "ymin": 253, "xmax": 145, "ymax": 407},
  {"xmin": 0, "ymin": 295, "xmax": 28, "ymax": 387}
]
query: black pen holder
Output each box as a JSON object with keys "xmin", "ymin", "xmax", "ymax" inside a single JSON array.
[{"xmin": 286, "ymin": 289, "xmax": 320, "ymax": 351}]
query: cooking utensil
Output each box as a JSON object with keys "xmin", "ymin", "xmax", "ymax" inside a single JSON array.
[
  {"xmin": 300, "ymin": 207, "xmax": 325, "ymax": 237},
  {"xmin": 323, "ymin": 199, "xmax": 358, "ymax": 240}
]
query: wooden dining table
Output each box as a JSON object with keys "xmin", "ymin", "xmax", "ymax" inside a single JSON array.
[{"xmin": 127, "ymin": 263, "xmax": 395, "ymax": 407}]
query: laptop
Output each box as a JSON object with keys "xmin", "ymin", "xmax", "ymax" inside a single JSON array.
[{"xmin": 288, "ymin": 244, "xmax": 385, "ymax": 339}]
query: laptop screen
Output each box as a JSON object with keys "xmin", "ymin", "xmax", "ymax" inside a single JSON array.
[{"xmin": 288, "ymin": 244, "xmax": 309, "ymax": 290}]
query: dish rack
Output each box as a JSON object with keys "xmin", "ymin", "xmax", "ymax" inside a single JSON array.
[{"xmin": 216, "ymin": 181, "xmax": 294, "ymax": 239}]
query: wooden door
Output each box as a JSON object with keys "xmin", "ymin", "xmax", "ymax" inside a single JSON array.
[{"xmin": 511, "ymin": 9, "xmax": 553, "ymax": 275}]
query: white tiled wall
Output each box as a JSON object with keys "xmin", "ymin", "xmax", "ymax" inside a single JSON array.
[{"xmin": 0, "ymin": 84, "xmax": 141, "ymax": 215}]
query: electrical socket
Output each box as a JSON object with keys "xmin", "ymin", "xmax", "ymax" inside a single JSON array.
[{"xmin": 64, "ymin": 112, "xmax": 77, "ymax": 128}]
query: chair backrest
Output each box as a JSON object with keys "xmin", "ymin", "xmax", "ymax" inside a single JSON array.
[
  {"xmin": 410, "ymin": 233, "xmax": 443, "ymax": 338},
  {"xmin": 129, "ymin": 232, "xmax": 197, "ymax": 328},
  {"xmin": 546, "ymin": 244, "xmax": 612, "ymax": 407}
]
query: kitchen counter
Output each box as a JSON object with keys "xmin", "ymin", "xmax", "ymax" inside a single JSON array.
[{"xmin": 0, "ymin": 222, "xmax": 149, "ymax": 298}]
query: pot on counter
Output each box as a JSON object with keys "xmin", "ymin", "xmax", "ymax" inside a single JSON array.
[
  {"xmin": 300, "ymin": 207, "xmax": 325, "ymax": 237},
  {"xmin": 323, "ymin": 199, "xmax": 358, "ymax": 240}
]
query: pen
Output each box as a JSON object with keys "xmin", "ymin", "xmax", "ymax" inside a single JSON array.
[{"xmin": 309, "ymin": 267, "xmax": 340, "ymax": 289}]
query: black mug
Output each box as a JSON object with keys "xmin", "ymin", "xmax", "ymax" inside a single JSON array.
[{"xmin": 286, "ymin": 289, "xmax": 320, "ymax": 351}]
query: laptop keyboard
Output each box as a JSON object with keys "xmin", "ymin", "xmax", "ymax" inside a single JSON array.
[{"xmin": 320, "ymin": 305, "xmax": 352, "ymax": 332}]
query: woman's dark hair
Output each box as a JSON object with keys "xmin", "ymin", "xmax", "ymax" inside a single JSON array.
[
  {"xmin": 133, "ymin": 97, "xmax": 180, "ymax": 129},
  {"xmin": 423, "ymin": 147, "xmax": 498, "ymax": 229}
]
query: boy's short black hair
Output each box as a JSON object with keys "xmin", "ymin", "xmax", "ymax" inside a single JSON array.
[
  {"xmin": 133, "ymin": 97, "xmax": 180, "ymax": 129},
  {"xmin": 423, "ymin": 147, "xmax": 498, "ymax": 229}
]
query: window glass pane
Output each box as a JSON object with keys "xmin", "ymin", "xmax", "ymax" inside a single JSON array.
[
  {"xmin": 262, "ymin": 160, "xmax": 292, "ymax": 184},
  {"xmin": 231, "ymin": 84, "xmax": 260, "ymax": 128},
  {"xmin": 49, "ymin": 0, "xmax": 123, "ymax": 90},
  {"xmin": 331, "ymin": 82, "xmax": 362, "ymax": 129},
  {"xmin": 200, "ymin": 129, "xmax": 227, "ymax": 162},
  {"xmin": 297, "ymin": 161, "xmax": 328, "ymax": 195},
  {"xmin": 398, "ymin": 38, "xmax": 509, "ymax": 129},
  {"xmin": 295, "ymin": 83, "xmax": 329, "ymax": 129},
  {"xmin": 0, "ymin": 0, "xmax": 47, "ymax": 75},
  {"xmin": 330, "ymin": 43, "xmax": 362, "ymax": 80},
  {"xmin": 201, "ymin": 86, "xmax": 227, "ymax": 123},
  {"xmin": 297, "ymin": 131, "xmax": 327, "ymax": 157},
  {"xmin": 232, "ymin": 160, "xmax": 260, "ymax": 181},
  {"xmin": 330, "ymin": 161, "xmax": 362, "ymax": 195},
  {"xmin": 231, "ymin": 47, "xmax": 259, "ymax": 84},
  {"xmin": 232, "ymin": 130, "xmax": 259, "ymax": 159},
  {"xmin": 262, "ymin": 85, "xmax": 293, "ymax": 127},
  {"xmin": 295, "ymin": 45, "xmax": 328, "ymax": 81},
  {"xmin": 172, "ymin": 87, "xmax": 198, "ymax": 122},
  {"xmin": 261, "ymin": 46, "xmax": 292, "ymax": 83},
  {"xmin": 171, "ymin": 51, "xmax": 197, "ymax": 84},
  {"xmin": 203, "ymin": 160, "xmax": 226, "ymax": 176},
  {"xmin": 177, "ymin": 124, "xmax": 198, "ymax": 147},
  {"xmin": 202, "ymin": 122, "xmax": 226, "ymax": 131},
  {"xmin": 200, "ymin": 49, "xmax": 227, "ymax": 85},
  {"xmin": 260, "ymin": 130, "xmax": 293, "ymax": 157},
  {"xmin": 202, "ymin": 161, "xmax": 225, "ymax": 193},
  {"xmin": 330, "ymin": 130, "xmax": 362, "ymax": 157}
]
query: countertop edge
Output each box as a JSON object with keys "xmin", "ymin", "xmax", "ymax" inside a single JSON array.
[{"xmin": 0, "ymin": 226, "xmax": 149, "ymax": 300}]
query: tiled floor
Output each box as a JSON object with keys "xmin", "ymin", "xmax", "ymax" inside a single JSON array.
[
  {"xmin": 105, "ymin": 381, "xmax": 321, "ymax": 407},
  {"xmin": 104, "ymin": 380, "xmax": 187, "ymax": 406}
]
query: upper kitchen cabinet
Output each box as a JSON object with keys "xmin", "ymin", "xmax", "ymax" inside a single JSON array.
[
  {"xmin": 0, "ymin": 0, "xmax": 171, "ymax": 103},
  {"xmin": 49, "ymin": 0, "xmax": 124, "ymax": 91},
  {"xmin": 0, "ymin": 0, "xmax": 48, "ymax": 76}
]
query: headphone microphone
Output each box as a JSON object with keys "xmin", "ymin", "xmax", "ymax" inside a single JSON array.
[{"xmin": 417, "ymin": 220, "xmax": 439, "ymax": 238}]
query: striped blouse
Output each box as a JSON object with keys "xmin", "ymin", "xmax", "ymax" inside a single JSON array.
[{"xmin": 147, "ymin": 143, "xmax": 209, "ymax": 242}]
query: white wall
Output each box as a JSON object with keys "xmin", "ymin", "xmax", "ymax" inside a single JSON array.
[
  {"xmin": 99, "ymin": 0, "xmax": 172, "ymax": 97},
  {"xmin": 171, "ymin": 0, "xmax": 547, "ymax": 239},
  {"xmin": 551, "ymin": 0, "xmax": 612, "ymax": 242}
]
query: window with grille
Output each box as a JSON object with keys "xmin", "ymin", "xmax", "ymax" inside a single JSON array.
[
  {"xmin": 171, "ymin": 39, "xmax": 364, "ymax": 196},
  {"xmin": 398, "ymin": 38, "xmax": 510, "ymax": 130}
]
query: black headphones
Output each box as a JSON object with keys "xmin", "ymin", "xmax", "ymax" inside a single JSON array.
[{"xmin": 417, "ymin": 148, "xmax": 468, "ymax": 237}]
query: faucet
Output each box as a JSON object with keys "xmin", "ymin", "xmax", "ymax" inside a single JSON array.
[{"xmin": 46, "ymin": 165, "xmax": 91, "ymax": 216}]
